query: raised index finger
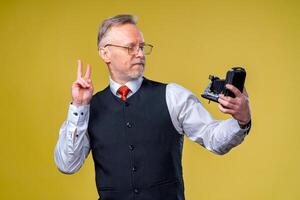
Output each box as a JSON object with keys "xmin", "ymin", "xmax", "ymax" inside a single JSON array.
[
  {"xmin": 77, "ymin": 59, "xmax": 82, "ymax": 79},
  {"xmin": 226, "ymin": 84, "xmax": 242, "ymax": 97}
]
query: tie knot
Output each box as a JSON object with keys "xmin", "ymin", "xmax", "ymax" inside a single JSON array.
[{"xmin": 117, "ymin": 85, "xmax": 131, "ymax": 101}]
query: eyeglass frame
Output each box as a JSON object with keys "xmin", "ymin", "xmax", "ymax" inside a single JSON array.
[{"xmin": 103, "ymin": 43, "xmax": 153, "ymax": 55}]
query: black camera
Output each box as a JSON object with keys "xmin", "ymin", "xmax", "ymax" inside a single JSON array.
[{"xmin": 201, "ymin": 67, "xmax": 246, "ymax": 103}]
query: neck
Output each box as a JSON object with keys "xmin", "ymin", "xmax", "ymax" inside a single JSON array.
[
  {"xmin": 110, "ymin": 74, "xmax": 142, "ymax": 85},
  {"xmin": 110, "ymin": 76, "xmax": 130, "ymax": 85}
]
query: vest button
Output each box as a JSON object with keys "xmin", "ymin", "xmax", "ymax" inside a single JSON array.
[
  {"xmin": 132, "ymin": 166, "xmax": 137, "ymax": 172},
  {"xmin": 126, "ymin": 122, "xmax": 132, "ymax": 128},
  {"xmin": 134, "ymin": 188, "xmax": 139, "ymax": 194},
  {"xmin": 125, "ymin": 102, "xmax": 130, "ymax": 107},
  {"xmin": 129, "ymin": 145, "xmax": 134, "ymax": 151}
]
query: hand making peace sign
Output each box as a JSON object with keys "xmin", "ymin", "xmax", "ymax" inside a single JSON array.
[{"xmin": 71, "ymin": 60, "xmax": 94, "ymax": 107}]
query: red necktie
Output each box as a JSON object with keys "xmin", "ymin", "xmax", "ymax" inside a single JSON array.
[{"xmin": 117, "ymin": 85, "xmax": 131, "ymax": 101}]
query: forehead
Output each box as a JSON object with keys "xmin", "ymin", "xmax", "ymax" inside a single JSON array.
[{"xmin": 107, "ymin": 23, "xmax": 144, "ymax": 45}]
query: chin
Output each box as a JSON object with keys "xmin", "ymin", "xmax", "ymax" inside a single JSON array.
[{"xmin": 127, "ymin": 66, "xmax": 144, "ymax": 79}]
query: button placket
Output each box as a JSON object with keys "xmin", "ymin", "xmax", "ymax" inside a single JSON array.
[{"xmin": 123, "ymin": 100, "xmax": 139, "ymax": 195}]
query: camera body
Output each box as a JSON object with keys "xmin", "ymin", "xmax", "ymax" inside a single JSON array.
[{"xmin": 201, "ymin": 67, "xmax": 246, "ymax": 102}]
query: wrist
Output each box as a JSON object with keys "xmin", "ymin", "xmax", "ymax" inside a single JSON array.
[
  {"xmin": 238, "ymin": 119, "xmax": 251, "ymax": 129},
  {"xmin": 71, "ymin": 101, "xmax": 89, "ymax": 107}
]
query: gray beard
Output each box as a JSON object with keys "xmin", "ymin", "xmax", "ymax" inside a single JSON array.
[{"xmin": 127, "ymin": 66, "xmax": 144, "ymax": 79}]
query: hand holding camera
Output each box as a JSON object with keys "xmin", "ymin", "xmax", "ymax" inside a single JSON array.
[
  {"xmin": 201, "ymin": 67, "xmax": 251, "ymax": 126},
  {"xmin": 218, "ymin": 84, "xmax": 251, "ymax": 126}
]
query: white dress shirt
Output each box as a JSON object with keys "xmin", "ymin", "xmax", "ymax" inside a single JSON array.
[{"xmin": 54, "ymin": 77, "xmax": 249, "ymax": 174}]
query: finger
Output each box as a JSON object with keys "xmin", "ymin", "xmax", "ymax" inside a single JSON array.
[
  {"xmin": 73, "ymin": 80, "xmax": 86, "ymax": 89},
  {"xmin": 243, "ymin": 87, "xmax": 249, "ymax": 97},
  {"xmin": 218, "ymin": 104, "xmax": 235, "ymax": 115},
  {"xmin": 219, "ymin": 94, "xmax": 238, "ymax": 105},
  {"xmin": 84, "ymin": 64, "xmax": 91, "ymax": 79},
  {"xmin": 226, "ymin": 84, "xmax": 242, "ymax": 97},
  {"xmin": 75, "ymin": 78, "xmax": 90, "ymax": 88},
  {"xmin": 218, "ymin": 97, "xmax": 237, "ymax": 109},
  {"xmin": 79, "ymin": 77, "xmax": 90, "ymax": 87},
  {"xmin": 77, "ymin": 59, "xmax": 83, "ymax": 79}
]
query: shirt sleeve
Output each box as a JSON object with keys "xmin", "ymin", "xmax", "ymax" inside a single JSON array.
[
  {"xmin": 166, "ymin": 83, "xmax": 250, "ymax": 155},
  {"xmin": 54, "ymin": 104, "xmax": 91, "ymax": 174}
]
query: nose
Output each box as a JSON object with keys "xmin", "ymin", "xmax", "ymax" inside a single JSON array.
[{"xmin": 135, "ymin": 46, "xmax": 145, "ymax": 58}]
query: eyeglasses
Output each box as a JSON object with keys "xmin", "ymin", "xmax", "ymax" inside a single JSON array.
[{"xmin": 104, "ymin": 43, "xmax": 153, "ymax": 55}]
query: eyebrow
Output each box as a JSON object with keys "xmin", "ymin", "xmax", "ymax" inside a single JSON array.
[{"xmin": 124, "ymin": 42, "xmax": 145, "ymax": 47}]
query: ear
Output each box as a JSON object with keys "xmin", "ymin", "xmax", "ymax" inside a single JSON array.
[{"xmin": 98, "ymin": 47, "xmax": 111, "ymax": 63}]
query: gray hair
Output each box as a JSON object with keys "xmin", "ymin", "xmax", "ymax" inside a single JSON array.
[{"xmin": 97, "ymin": 14, "xmax": 137, "ymax": 48}]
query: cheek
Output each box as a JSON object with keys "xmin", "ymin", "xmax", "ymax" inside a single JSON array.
[
  {"xmin": 110, "ymin": 53, "xmax": 133, "ymax": 71},
  {"xmin": 112, "ymin": 57, "xmax": 131, "ymax": 72},
  {"xmin": 122, "ymin": 57, "xmax": 133, "ymax": 69},
  {"xmin": 111, "ymin": 55, "xmax": 123, "ymax": 65}
]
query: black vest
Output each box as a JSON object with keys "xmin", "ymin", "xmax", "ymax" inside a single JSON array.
[{"xmin": 88, "ymin": 78, "xmax": 185, "ymax": 200}]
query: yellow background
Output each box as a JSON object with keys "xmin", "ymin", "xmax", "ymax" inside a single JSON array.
[{"xmin": 1, "ymin": 0, "xmax": 299, "ymax": 199}]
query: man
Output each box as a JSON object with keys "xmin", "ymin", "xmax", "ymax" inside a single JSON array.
[{"xmin": 54, "ymin": 14, "xmax": 251, "ymax": 200}]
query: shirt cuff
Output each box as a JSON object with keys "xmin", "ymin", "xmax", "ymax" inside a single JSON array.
[
  {"xmin": 234, "ymin": 119, "xmax": 251, "ymax": 135},
  {"xmin": 67, "ymin": 104, "xmax": 90, "ymax": 125}
]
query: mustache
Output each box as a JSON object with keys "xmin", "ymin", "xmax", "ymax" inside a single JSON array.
[{"xmin": 131, "ymin": 60, "xmax": 145, "ymax": 66}]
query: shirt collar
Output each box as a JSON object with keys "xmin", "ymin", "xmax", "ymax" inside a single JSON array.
[{"xmin": 109, "ymin": 76, "xmax": 144, "ymax": 98}]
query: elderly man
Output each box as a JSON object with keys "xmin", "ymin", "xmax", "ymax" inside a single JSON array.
[{"xmin": 54, "ymin": 14, "xmax": 251, "ymax": 200}]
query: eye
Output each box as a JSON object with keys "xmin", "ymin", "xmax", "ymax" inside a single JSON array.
[
  {"xmin": 127, "ymin": 46, "xmax": 135, "ymax": 53},
  {"xmin": 139, "ymin": 45, "xmax": 145, "ymax": 50}
]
